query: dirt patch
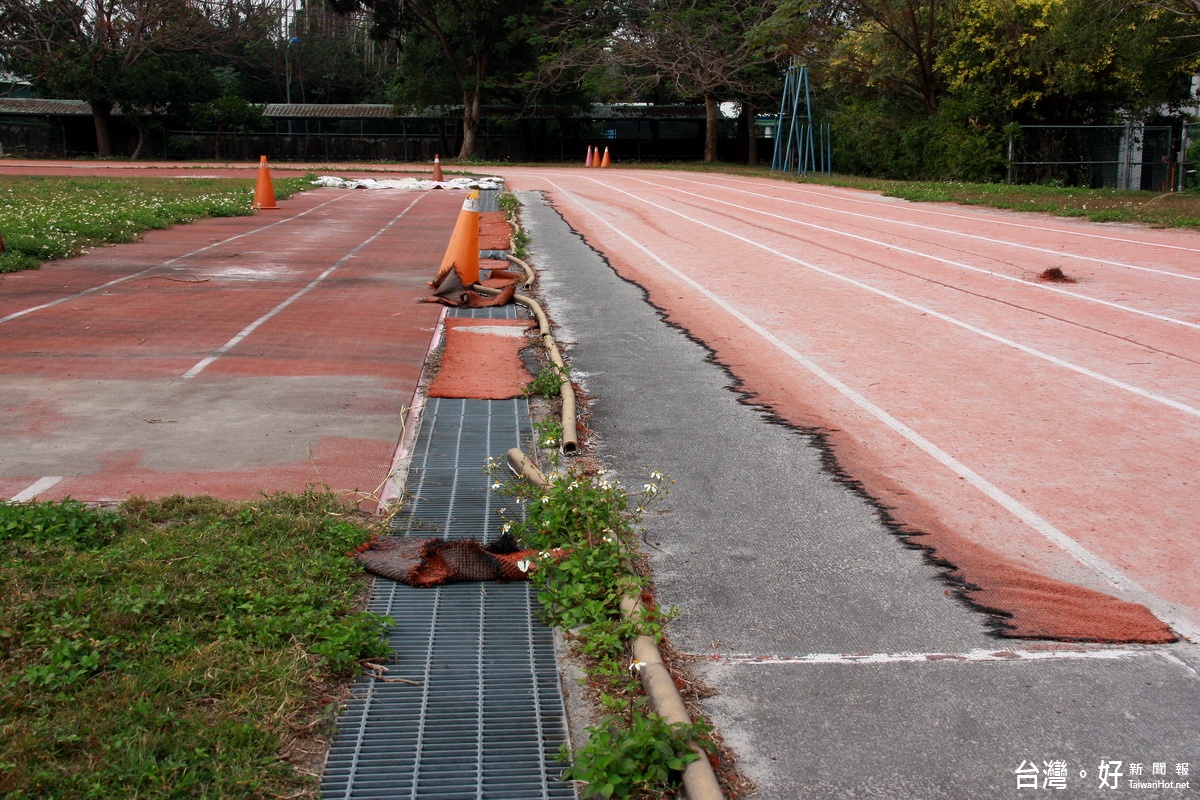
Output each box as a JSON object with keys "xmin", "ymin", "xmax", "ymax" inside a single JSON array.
[{"xmin": 1037, "ymin": 267, "xmax": 1077, "ymax": 283}]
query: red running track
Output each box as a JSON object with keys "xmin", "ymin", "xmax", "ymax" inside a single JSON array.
[
  {"xmin": 1, "ymin": 178, "xmax": 461, "ymax": 507},
  {"xmin": 501, "ymin": 167, "xmax": 1200, "ymax": 644}
]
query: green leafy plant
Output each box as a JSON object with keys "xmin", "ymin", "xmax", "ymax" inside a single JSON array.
[
  {"xmin": 525, "ymin": 362, "xmax": 571, "ymax": 398},
  {"xmin": 0, "ymin": 497, "xmax": 125, "ymax": 549},
  {"xmin": 561, "ymin": 701, "xmax": 714, "ymax": 799},
  {"xmin": 534, "ymin": 418, "xmax": 565, "ymax": 450}
]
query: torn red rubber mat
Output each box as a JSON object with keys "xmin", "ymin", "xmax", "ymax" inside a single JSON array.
[{"xmin": 428, "ymin": 317, "xmax": 533, "ymax": 400}]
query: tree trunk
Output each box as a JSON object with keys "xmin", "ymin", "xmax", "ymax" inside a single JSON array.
[
  {"xmin": 458, "ymin": 85, "xmax": 482, "ymax": 159},
  {"xmin": 131, "ymin": 127, "xmax": 146, "ymax": 160},
  {"xmin": 92, "ymin": 104, "xmax": 114, "ymax": 158},
  {"xmin": 704, "ymin": 92, "xmax": 718, "ymax": 163}
]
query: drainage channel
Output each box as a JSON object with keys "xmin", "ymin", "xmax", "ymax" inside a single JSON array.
[{"xmin": 322, "ymin": 306, "xmax": 576, "ymax": 800}]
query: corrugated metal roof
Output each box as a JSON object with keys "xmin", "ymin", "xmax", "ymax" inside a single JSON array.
[
  {"xmin": 0, "ymin": 98, "xmax": 93, "ymax": 116},
  {"xmin": 264, "ymin": 103, "xmax": 396, "ymax": 118}
]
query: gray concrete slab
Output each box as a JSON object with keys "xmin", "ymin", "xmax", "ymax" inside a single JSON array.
[{"xmin": 518, "ymin": 190, "xmax": 1200, "ymax": 799}]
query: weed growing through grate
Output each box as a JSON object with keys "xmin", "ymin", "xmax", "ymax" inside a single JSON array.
[
  {"xmin": 488, "ymin": 464, "xmax": 715, "ymax": 797},
  {"xmin": 525, "ymin": 362, "xmax": 571, "ymax": 399},
  {"xmin": 0, "ymin": 488, "xmax": 391, "ymax": 797},
  {"xmin": 561, "ymin": 696, "xmax": 713, "ymax": 800},
  {"xmin": 0, "ymin": 175, "xmax": 313, "ymax": 273},
  {"xmin": 534, "ymin": 418, "xmax": 565, "ymax": 450}
]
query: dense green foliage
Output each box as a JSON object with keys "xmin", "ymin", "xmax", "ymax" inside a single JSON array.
[
  {"xmin": 2, "ymin": 0, "xmax": 1198, "ymax": 176},
  {"xmin": 0, "ymin": 490, "xmax": 390, "ymax": 798},
  {"xmin": 814, "ymin": 0, "xmax": 1200, "ymax": 181}
]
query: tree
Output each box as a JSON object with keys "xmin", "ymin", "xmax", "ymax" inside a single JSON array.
[
  {"xmin": 328, "ymin": 0, "xmax": 544, "ymax": 157},
  {"xmin": 0, "ymin": 0, "xmax": 275, "ymax": 156},
  {"xmin": 937, "ymin": 0, "xmax": 1200, "ymax": 124},
  {"xmin": 824, "ymin": 0, "xmax": 955, "ymax": 113},
  {"xmin": 537, "ymin": 0, "xmax": 783, "ymax": 162}
]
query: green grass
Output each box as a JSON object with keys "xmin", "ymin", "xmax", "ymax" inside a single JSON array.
[
  {"xmin": 0, "ymin": 489, "xmax": 390, "ymax": 799},
  {"xmin": 0, "ymin": 175, "xmax": 312, "ymax": 273}
]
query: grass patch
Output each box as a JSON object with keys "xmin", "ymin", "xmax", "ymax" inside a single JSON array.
[
  {"xmin": 0, "ymin": 488, "xmax": 389, "ymax": 798},
  {"xmin": 0, "ymin": 175, "xmax": 312, "ymax": 274}
]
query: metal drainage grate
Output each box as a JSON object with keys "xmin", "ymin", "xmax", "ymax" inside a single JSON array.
[{"xmin": 322, "ymin": 313, "xmax": 575, "ymax": 799}]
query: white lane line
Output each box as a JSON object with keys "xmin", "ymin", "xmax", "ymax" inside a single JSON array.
[
  {"xmin": 182, "ymin": 192, "xmax": 427, "ymax": 379},
  {"xmin": 0, "ymin": 192, "xmax": 352, "ymax": 326},
  {"xmin": 640, "ymin": 174, "xmax": 1200, "ymax": 329},
  {"xmin": 718, "ymin": 175, "xmax": 1200, "ymax": 263},
  {"xmin": 10, "ymin": 476, "xmax": 64, "ymax": 502},
  {"xmin": 544, "ymin": 177, "xmax": 1196, "ymax": 643},
  {"xmin": 571, "ymin": 177, "xmax": 1200, "ymax": 419},
  {"xmin": 715, "ymin": 647, "xmax": 1162, "ymax": 666}
]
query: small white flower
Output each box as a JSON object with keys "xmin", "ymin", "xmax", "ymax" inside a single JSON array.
[
  {"xmin": 491, "ymin": 481, "xmax": 502, "ymax": 490},
  {"xmin": 502, "ymin": 521, "xmax": 513, "ymax": 533},
  {"xmin": 516, "ymin": 559, "xmax": 531, "ymax": 573},
  {"xmin": 643, "ymin": 483, "xmax": 658, "ymax": 494},
  {"xmin": 541, "ymin": 496, "xmax": 550, "ymax": 504},
  {"xmin": 629, "ymin": 659, "xmax": 646, "ymax": 673},
  {"xmin": 650, "ymin": 470, "xmax": 664, "ymax": 481}
]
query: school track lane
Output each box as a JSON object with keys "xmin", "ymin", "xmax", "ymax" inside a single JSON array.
[{"xmin": 1, "ymin": 180, "xmax": 459, "ymax": 505}]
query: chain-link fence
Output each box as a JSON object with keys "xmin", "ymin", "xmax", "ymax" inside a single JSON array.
[{"xmin": 1007, "ymin": 124, "xmax": 1183, "ymax": 191}]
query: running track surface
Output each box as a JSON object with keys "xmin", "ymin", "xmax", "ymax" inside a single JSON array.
[
  {"xmin": 2, "ymin": 171, "xmax": 460, "ymax": 507},
  {"xmin": 500, "ymin": 167, "xmax": 1199, "ymax": 644}
]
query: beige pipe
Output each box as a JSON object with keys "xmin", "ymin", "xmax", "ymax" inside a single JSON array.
[
  {"xmin": 505, "ymin": 253, "xmax": 536, "ymax": 288},
  {"xmin": 469, "ymin": 284, "xmax": 578, "ymax": 455},
  {"xmin": 621, "ymin": 595, "xmax": 725, "ymax": 800},
  {"xmin": 506, "ymin": 447, "xmax": 550, "ymax": 488}
]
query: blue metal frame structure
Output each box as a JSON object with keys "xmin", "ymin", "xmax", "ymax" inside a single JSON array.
[{"xmin": 771, "ymin": 61, "xmax": 832, "ymax": 175}]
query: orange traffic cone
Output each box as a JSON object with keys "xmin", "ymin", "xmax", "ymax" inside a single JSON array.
[
  {"xmin": 600, "ymin": 147, "xmax": 611, "ymax": 167},
  {"xmin": 431, "ymin": 190, "xmax": 482, "ymax": 298},
  {"xmin": 433, "ymin": 154, "xmax": 444, "ymax": 182},
  {"xmin": 585, "ymin": 146, "xmax": 594, "ymax": 167},
  {"xmin": 252, "ymin": 156, "xmax": 278, "ymax": 210}
]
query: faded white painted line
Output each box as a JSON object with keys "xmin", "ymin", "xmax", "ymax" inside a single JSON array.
[
  {"xmin": 11, "ymin": 476, "xmax": 64, "ymax": 502},
  {"xmin": 183, "ymin": 192, "xmax": 426, "ymax": 379},
  {"xmin": 580, "ymin": 178, "xmax": 1200, "ymax": 419},
  {"xmin": 546, "ymin": 177, "xmax": 1196, "ymax": 644},
  {"xmin": 653, "ymin": 174, "xmax": 1200, "ymax": 324},
  {"xmin": 0, "ymin": 193, "xmax": 352, "ymax": 326},
  {"xmin": 713, "ymin": 647, "xmax": 1163, "ymax": 666}
]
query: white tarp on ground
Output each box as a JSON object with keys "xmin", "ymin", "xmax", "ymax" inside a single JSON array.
[{"xmin": 312, "ymin": 176, "xmax": 504, "ymax": 191}]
